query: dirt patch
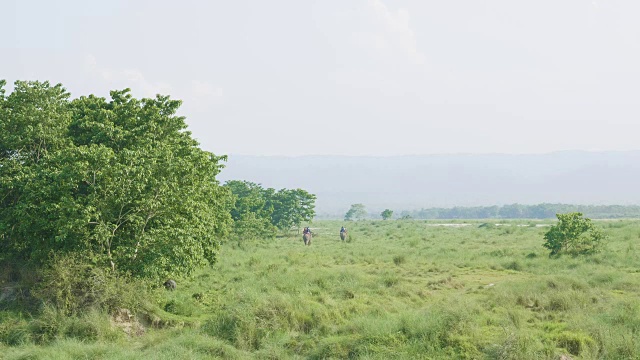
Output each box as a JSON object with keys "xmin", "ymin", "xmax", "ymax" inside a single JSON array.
[{"xmin": 111, "ymin": 308, "xmax": 145, "ymax": 337}]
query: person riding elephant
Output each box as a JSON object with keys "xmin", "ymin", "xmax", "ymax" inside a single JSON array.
[{"xmin": 303, "ymin": 227, "xmax": 312, "ymax": 245}]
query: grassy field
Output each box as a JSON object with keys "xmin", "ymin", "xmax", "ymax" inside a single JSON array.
[{"xmin": 2, "ymin": 219, "xmax": 640, "ymax": 359}]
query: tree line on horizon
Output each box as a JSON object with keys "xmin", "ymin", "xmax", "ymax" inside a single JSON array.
[
  {"xmin": 399, "ymin": 204, "xmax": 640, "ymax": 220},
  {"xmin": 319, "ymin": 203, "xmax": 640, "ymax": 220}
]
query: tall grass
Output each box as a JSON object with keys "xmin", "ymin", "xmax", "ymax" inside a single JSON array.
[{"xmin": 2, "ymin": 219, "xmax": 640, "ymax": 359}]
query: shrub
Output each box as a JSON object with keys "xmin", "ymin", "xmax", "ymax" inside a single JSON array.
[
  {"xmin": 29, "ymin": 305, "xmax": 64, "ymax": 344},
  {"xmin": 543, "ymin": 213, "xmax": 606, "ymax": 256},
  {"xmin": 32, "ymin": 254, "xmax": 149, "ymax": 315},
  {"xmin": 0, "ymin": 318, "xmax": 31, "ymax": 346},
  {"xmin": 555, "ymin": 331, "xmax": 597, "ymax": 357},
  {"xmin": 503, "ymin": 260, "xmax": 523, "ymax": 271},
  {"xmin": 393, "ymin": 255, "xmax": 406, "ymax": 266}
]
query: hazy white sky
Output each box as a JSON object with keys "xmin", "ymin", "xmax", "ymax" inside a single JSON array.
[{"xmin": 4, "ymin": 0, "xmax": 639, "ymax": 156}]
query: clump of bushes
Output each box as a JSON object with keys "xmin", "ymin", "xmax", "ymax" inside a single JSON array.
[
  {"xmin": 503, "ymin": 260, "xmax": 523, "ymax": 271},
  {"xmin": 543, "ymin": 213, "xmax": 606, "ymax": 256},
  {"xmin": 0, "ymin": 306, "xmax": 123, "ymax": 345},
  {"xmin": 0, "ymin": 254, "xmax": 153, "ymax": 346},
  {"xmin": 32, "ymin": 254, "xmax": 149, "ymax": 316}
]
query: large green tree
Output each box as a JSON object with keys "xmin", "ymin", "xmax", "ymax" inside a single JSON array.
[{"xmin": 0, "ymin": 81, "xmax": 233, "ymax": 279}]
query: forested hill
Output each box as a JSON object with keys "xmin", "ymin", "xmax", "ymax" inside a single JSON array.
[{"xmin": 218, "ymin": 151, "xmax": 640, "ymax": 215}]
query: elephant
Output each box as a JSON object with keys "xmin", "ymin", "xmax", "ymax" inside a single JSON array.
[{"xmin": 303, "ymin": 232, "xmax": 312, "ymax": 246}]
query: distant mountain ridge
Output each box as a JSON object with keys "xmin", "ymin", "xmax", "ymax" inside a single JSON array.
[{"xmin": 217, "ymin": 151, "xmax": 640, "ymax": 214}]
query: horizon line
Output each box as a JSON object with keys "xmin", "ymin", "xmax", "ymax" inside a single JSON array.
[{"xmin": 220, "ymin": 149, "xmax": 640, "ymax": 158}]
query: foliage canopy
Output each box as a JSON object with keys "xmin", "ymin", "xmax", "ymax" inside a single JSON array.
[
  {"xmin": 224, "ymin": 180, "xmax": 316, "ymax": 237},
  {"xmin": 0, "ymin": 80, "xmax": 233, "ymax": 279},
  {"xmin": 543, "ymin": 212, "xmax": 606, "ymax": 255},
  {"xmin": 345, "ymin": 204, "xmax": 367, "ymax": 221},
  {"xmin": 381, "ymin": 209, "xmax": 394, "ymax": 220}
]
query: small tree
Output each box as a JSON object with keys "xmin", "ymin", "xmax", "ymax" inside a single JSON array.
[
  {"xmin": 381, "ymin": 209, "xmax": 394, "ymax": 220},
  {"xmin": 345, "ymin": 204, "xmax": 367, "ymax": 221},
  {"xmin": 543, "ymin": 212, "xmax": 606, "ymax": 255}
]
